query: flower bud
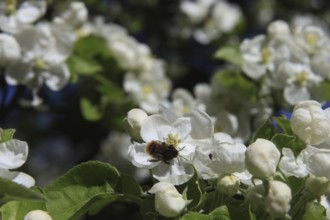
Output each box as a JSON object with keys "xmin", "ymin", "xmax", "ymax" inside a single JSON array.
[
  {"xmin": 290, "ymin": 100, "xmax": 330, "ymax": 145},
  {"xmin": 265, "ymin": 180, "xmax": 292, "ymax": 218},
  {"xmin": 267, "ymin": 20, "xmax": 290, "ymax": 38},
  {"xmin": 216, "ymin": 174, "xmax": 240, "ymax": 196},
  {"xmin": 149, "ymin": 182, "xmax": 186, "ymax": 217},
  {"xmin": 245, "ymin": 139, "xmax": 280, "ymax": 179},
  {"xmin": 124, "ymin": 108, "xmax": 148, "ymax": 142},
  {"xmin": 306, "ymin": 176, "xmax": 330, "ymax": 197},
  {"xmin": 246, "ymin": 184, "xmax": 265, "ymax": 211},
  {"xmin": 24, "ymin": 210, "xmax": 52, "ymax": 220}
]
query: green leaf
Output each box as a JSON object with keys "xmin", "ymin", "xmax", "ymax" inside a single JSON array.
[
  {"xmin": 251, "ymin": 119, "xmax": 275, "ymax": 142},
  {"xmin": 249, "ymin": 205, "xmax": 257, "ymax": 220},
  {"xmin": 44, "ymin": 161, "xmax": 121, "ymax": 220},
  {"xmin": 0, "ymin": 177, "xmax": 45, "ymax": 202},
  {"xmin": 67, "ymin": 55, "xmax": 102, "ymax": 76},
  {"xmin": 214, "ymin": 45, "xmax": 243, "ymax": 66},
  {"xmin": 1, "ymin": 200, "xmax": 46, "ymax": 220},
  {"xmin": 73, "ymin": 35, "xmax": 112, "ymax": 59},
  {"xmin": 180, "ymin": 212, "xmax": 208, "ymax": 220},
  {"xmin": 271, "ymin": 133, "xmax": 296, "ymax": 152},
  {"xmin": 0, "ymin": 129, "xmax": 16, "ymax": 143},
  {"xmin": 120, "ymin": 173, "xmax": 144, "ymax": 198},
  {"xmin": 80, "ymin": 97, "xmax": 103, "ymax": 121},
  {"xmin": 273, "ymin": 116, "xmax": 293, "ymax": 135},
  {"xmin": 320, "ymin": 81, "xmax": 330, "ymax": 100},
  {"xmin": 176, "ymin": 170, "xmax": 203, "ymax": 210},
  {"xmin": 301, "ymin": 202, "xmax": 327, "ymax": 220},
  {"xmin": 209, "ymin": 206, "xmax": 231, "ymax": 220}
]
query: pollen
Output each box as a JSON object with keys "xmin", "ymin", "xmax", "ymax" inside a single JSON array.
[
  {"xmin": 33, "ymin": 58, "xmax": 48, "ymax": 71},
  {"xmin": 261, "ymin": 47, "xmax": 271, "ymax": 64},
  {"xmin": 295, "ymin": 71, "xmax": 309, "ymax": 87},
  {"xmin": 163, "ymin": 133, "xmax": 181, "ymax": 148},
  {"xmin": 142, "ymin": 85, "xmax": 153, "ymax": 94},
  {"xmin": 306, "ymin": 33, "xmax": 317, "ymax": 46},
  {"xmin": 5, "ymin": 0, "xmax": 17, "ymax": 15}
]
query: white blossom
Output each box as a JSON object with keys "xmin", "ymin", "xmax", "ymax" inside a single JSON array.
[
  {"xmin": 265, "ymin": 180, "xmax": 292, "ymax": 218},
  {"xmin": 216, "ymin": 174, "xmax": 240, "ymax": 196},
  {"xmin": 290, "ymin": 100, "xmax": 330, "ymax": 145},
  {"xmin": 24, "ymin": 210, "xmax": 52, "ymax": 220},
  {"xmin": 124, "ymin": 108, "xmax": 149, "ymax": 142},
  {"xmin": 0, "ymin": 0, "xmax": 46, "ymax": 34},
  {"xmin": 245, "ymin": 138, "xmax": 280, "ymax": 179},
  {"xmin": 0, "ymin": 139, "xmax": 35, "ymax": 188},
  {"xmin": 148, "ymin": 182, "xmax": 187, "ymax": 217}
]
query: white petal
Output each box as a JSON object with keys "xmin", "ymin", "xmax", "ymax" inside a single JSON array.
[
  {"xmin": 172, "ymin": 117, "xmax": 192, "ymax": 141},
  {"xmin": 0, "ymin": 140, "xmax": 28, "ymax": 169},
  {"xmin": 46, "ymin": 63, "xmax": 70, "ymax": 91},
  {"xmin": 5, "ymin": 62, "xmax": 33, "ymax": 86},
  {"xmin": 152, "ymin": 160, "xmax": 194, "ymax": 185},
  {"xmin": 159, "ymin": 105, "xmax": 178, "ymax": 123},
  {"xmin": 0, "ymin": 168, "xmax": 35, "ymax": 188},
  {"xmin": 141, "ymin": 115, "xmax": 172, "ymax": 142},
  {"xmin": 185, "ymin": 110, "xmax": 214, "ymax": 139},
  {"xmin": 284, "ymin": 85, "xmax": 310, "ymax": 105},
  {"xmin": 16, "ymin": 1, "xmax": 46, "ymax": 24},
  {"xmin": 279, "ymin": 148, "xmax": 308, "ymax": 178},
  {"xmin": 128, "ymin": 143, "xmax": 160, "ymax": 169}
]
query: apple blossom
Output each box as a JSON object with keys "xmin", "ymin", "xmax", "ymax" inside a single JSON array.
[
  {"xmin": 265, "ymin": 180, "xmax": 292, "ymax": 218},
  {"xmin": 24, "ymin": 210, "xmax": 52, "ymax": 220},
  {"xmin": 216, "ymin": 174, "xmax": 240, "ymax": 196},
  {"xmin": 149, "ymin": 182, "xmax": 187, "ymax": 217},
  {"xmin": 124, "ymin": 108, "xmax": 149, "ymax": 142},
  {"xmin": 245, "ymin": 138, "xmax": 280, "ymax": 179},
  {"xmin": 0, "ymin": 139, "xmax": 35, "ymax": 187},
  {"xmin": 0, "ymin": 33, "xmax": 20, "ymax": 65},
  {"xmin": 290, "ymin": 100, "xmax": 330, "ymax": 145}
]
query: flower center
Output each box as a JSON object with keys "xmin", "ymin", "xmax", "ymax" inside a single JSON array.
[
  {"xmin": 5, "ymin": 0, "xmax": 17, "ymax": 15},
  {"xmin": 163, "ymin": 133, "xmax": 181, "ymax": 148},
  {"xmin": 33, "ymin": 57, "xmax": 48, "ymax": 71},
  {"xmin": 306, "ymin": 33, "xmax": 317, "ymax": 46},
  {"xmin": 261, "ymin": 47, "xmax": 271, "ymax": 64},
  {"xmin": 142, "ymin": 85, "xmax": 153, "ymax": 94},
  {"xmin": 294, "ymin": 71, "xmax": 309, "ymax": 87}
]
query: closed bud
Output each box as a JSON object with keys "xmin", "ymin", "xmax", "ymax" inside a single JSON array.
[
  {"xmin": 149, "ymin": 182, "xmax": 187, "ymax": 217},
  {"xmin": 291, "ymin": 100, "xmax": 330, "ymax": 145},
  {"xmin": 124, "ymin": 108, "xmax": 148, "ymax": 142},
  {"xmin": 265, "ymin": 180, "xmax": 292, "ymax": 218},
  {"xmin": 306, "ymin": 176, "xmax": 330, "ymax": 197},
  {"xmin": 24, "ymin": 210, "xmax": 52, "ymax": 220},
  {"xmin": 245, "ymin": 139, "xmax": 280, "ymax": 179},
  {"xmin": 216, "ymin": 174, "xmax": 240, "ymax": 196}
]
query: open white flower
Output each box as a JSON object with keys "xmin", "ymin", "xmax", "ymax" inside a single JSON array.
[
  {"xmin": 0, "ymin": 139, "xmax": 35, "ymax": 188},
  {"xmin": 5, "ymin": 22, "xmax": 73, "ymax": 93},
  {"xmin": 0, "ymin": 0, "xmax": 46, "ymax": 34},
  {"xmin": 128, "ymin": 109, "xmax": 213, "ymax": 185}
]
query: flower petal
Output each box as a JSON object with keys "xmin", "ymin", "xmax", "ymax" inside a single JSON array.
[
  {"xmin": 171, "ymin": 117, "xmax": 192, "ymax": 141},
  {"xmin": 185, "ymin": 110, "xmax": 213, "ymax": 139},
  {"xmin": 0, "ymin": 140, "xmax": 28, "ymax": 169},
  {"xmin": 151, "ymin": 159, "xmax": 194, "ymax": 185},
  {"xmin": 128, "ymin": 143, "xmax": 160, "ymax": 169},
  {"xmin": 0, "ymin": 168, "xmax": 35, "ymax": 188},
  {"xmin": 140, "ymin": 115, "xmax": 172, "ymax": 142}
]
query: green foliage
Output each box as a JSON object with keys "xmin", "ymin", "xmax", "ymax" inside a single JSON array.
[
  {"xmin": 214, "ymin": 45, "xmax": 243, "ymax": 66},
  {"xmin": 0, "ymin": 129, "xmax": 15, "ymax": 143},
  {"xmin": 180, "ymin": 212, "xmax": 208, "ymax": 220},
  {"xmin": 209, "ymin": 206, "xmax": 231, "ymax": 220},
  {"xmin": 320, "ymin": 81, "xmax": 330, "ymax": 100},
  {"xmin": 0, "ymin": 177, "xmax": 44, "ymax": 203},
  {"xmin": 1, "ymin": 201, "xmax": 46, "ymax": 220},
  {"xmin": 44, "ymin": 161, "xmax": 121, "ymax": 220},
  {"xmin": 251, "ymin": 119, "xmax": 275, "ymax": 142},
  {"xmin": 301, "ymin": 202, "xmax": 328, "ymax": 220},
  {"xmin": 80, "ymin": 97, "xmax": 103, "ymax": 121}
]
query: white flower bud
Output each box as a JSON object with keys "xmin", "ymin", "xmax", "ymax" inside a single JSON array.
[
  {"xmin": 124, "ymin": 108, "xmax": 148, "ymax": 142},
  {"xmin": 265, "ymin": 180, "xmax": 292, "ymax": 218},
  {"xmin": 149, "ymin": 182, "xmax": 186, "ymax": 217},
  {"xmin": 245, "ymin": 139, "xmax": 280, "ymax": 179},
  {"xmin": 306, "ymin": 176, "xmax": 330, "ymax": 197},
  {"xmin": 24, "ymin": 210, "xmax": 52, "ymax": 220},
  {"xmin": 267, "ymin": 20, "xmax": 290, "ymax": 38},
  {"xmin": 290, "ymin": 100, "xmax": 330, "ymax": 145},
  {"xmin": 216, "ymin": 174, "xmax": 240, "ymax": 196},
  {"xmin": 0, "ymin": 33, "xmax": 21, "ymax": 65}
]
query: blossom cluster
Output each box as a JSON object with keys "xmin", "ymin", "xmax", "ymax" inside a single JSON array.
[{"xmin": 126, "ymin": 99, "xmax": 330, "ymax": 218}]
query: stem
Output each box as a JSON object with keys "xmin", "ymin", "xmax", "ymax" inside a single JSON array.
[{"xmin": 116, "ymin": 193, "xmax": 144, "ymax": 206}]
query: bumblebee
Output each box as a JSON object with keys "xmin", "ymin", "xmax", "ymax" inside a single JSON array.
[{"xmin": 146, "ymin": 140, "xmax": 179, "ymax": 164}]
